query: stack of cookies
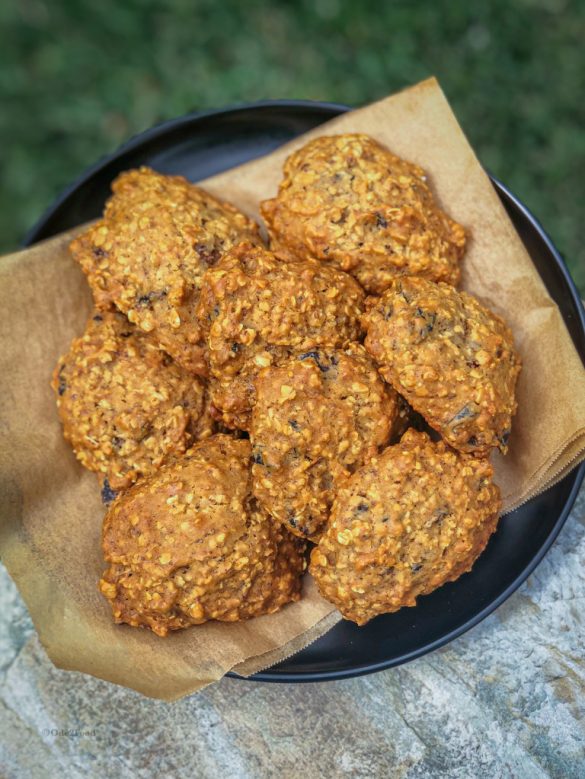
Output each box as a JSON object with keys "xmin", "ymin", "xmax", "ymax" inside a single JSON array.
[{"xmin": 52, "ymin": 135, "xmax": 520, "ymax": 635}]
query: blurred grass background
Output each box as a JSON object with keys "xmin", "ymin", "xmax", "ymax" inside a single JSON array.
[{"xmin": 1, "ymin": 0, "xmax": 583, "ymax": 291}]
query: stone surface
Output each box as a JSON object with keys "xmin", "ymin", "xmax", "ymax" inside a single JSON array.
[{"xmin": 0, "ymin": 488, "xmax": 584, "ymax": 778}]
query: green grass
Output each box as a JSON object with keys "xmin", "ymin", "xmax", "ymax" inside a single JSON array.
[{"xmin": 1, "ymin": 0, "xmax": 583, "ymax": 292}]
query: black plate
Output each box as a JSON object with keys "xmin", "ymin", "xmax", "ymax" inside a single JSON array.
[{"xmin": 25, "ymin": 101, "xmax": 585, "ymax": 683}]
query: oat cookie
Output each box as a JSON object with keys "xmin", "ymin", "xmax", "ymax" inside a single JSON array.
[
  {"xmin": 99, "ymin": 435, "xmax": 306, "ymax": 635},
  {"xmin": 261, "ymin": 134, "xmax": 466, "ymax": 294},
  {"xmin": 364, "ymin": 276, "xmax": 521, "ymax": 456},
  {"xmin": 52, "ymin": 310, "xmax": 213, "ymax": 492},
  {"xmin": 70, "ymin": 167, "xmax": 261, "ymax": 375},
  {"xmin": 196, "ymin": 242, "xmax": 365, "ymax": 430},
  {"xmin": 310, "ymin": 429, "xmax": 501, "ymax": 624},
  {"xmin": 251, "ymin": 345, "xmax": 398, "ymax": 540}
]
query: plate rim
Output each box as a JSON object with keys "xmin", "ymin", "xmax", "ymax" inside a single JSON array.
[{"xmin": 22, "ymin": 99, "xmax": 585, "ymax": 684}]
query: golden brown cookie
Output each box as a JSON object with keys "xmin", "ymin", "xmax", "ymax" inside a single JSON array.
[
  {"xmin": 310, "ymin": 429, "xmax": 501, "ymax": 625},
  {"xmin": 261, "ymin": 134, "xmax": 466, "ymax": 294},
  {"xmin": 99, "ymin": 435, "xmax": 306, "ymax": 635},
  {"xmin": 363, "ymin": 276, "xmax": 521, "ymax": 456},
  {"xmin": 251, "ymin": 345, "xmax": 399, "ymax": 541},
  {"xmin": 52, "ymin": 310, "xmax": 213, "ymax": 493},
  {"xmin": 196, "ymin": 242, "xmax": 366, "ymax": 430},
  {"xmin": 70, "ymin": 167, "xmax": 261, "ymax": 375}
]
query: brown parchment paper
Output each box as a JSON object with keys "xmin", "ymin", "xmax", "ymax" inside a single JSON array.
[{"xmin": 1, "ymin": 78, "xmax": 585, "ymax": 701}]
